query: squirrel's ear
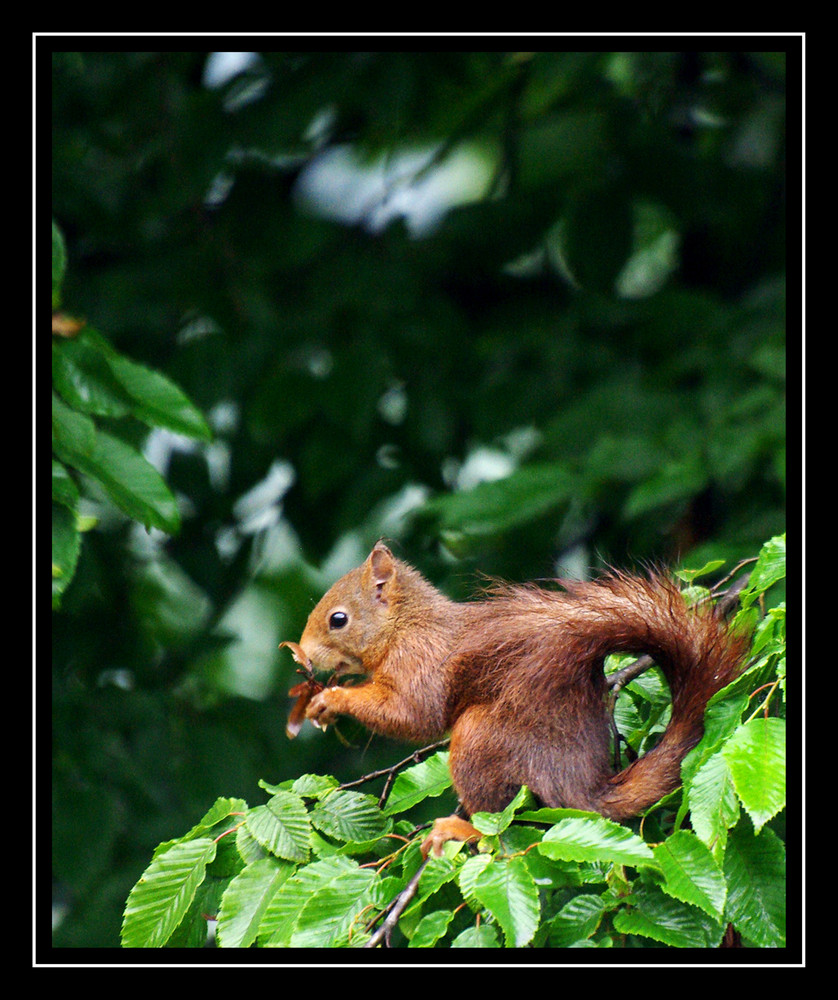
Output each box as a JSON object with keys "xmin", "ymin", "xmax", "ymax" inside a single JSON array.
[{"xmin": 367, "ymin": 543, "xmax": 395, "ymax": 599}]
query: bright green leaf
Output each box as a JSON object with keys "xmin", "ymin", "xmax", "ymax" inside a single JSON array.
[
  {"xmin": 383, "ymin": 751, "xmax": 453, "ymax": 815},
  {"xmin": 723, "ymin": 821, "xmax": 785, "ymax": 947},
  {"xmin": 688, "ymin": 750, "xmax": 740, "ymax": 847},
  {"xmin": 121, "ymin": 838, "xmax": 217, "ymax": 948},
  {"xmin": 259, "ymin": 856, "xmax": 360, "ymax": 946},
  {"xmin": 409, "ymin": 909, "xmax": 456, "ymax": 948},
  {"xmin": 309, "ymin": 789, "xmax": 391, "ymax": 842},
  {"xmin": 654, "ymin": 830, "xmax": 727, "ymax": 921},
  {"xmin": 472, "ymin": 856, "xmax": 540, "ymax": 948},
  {"xmin": 723, "ymin": 717, "xmax": 785, "ymax": 832},
  {"xmin": 613, "ymin": 883, "xmax": 725, "ymax": 948},
  {"xmin": 538, "ymin": 812, "xmax": 655, "ymax": 867},
  {"xmin": 216, "ymin": 857, "xmax": 294, "ymax": 948},
  {"xmin": 547, "ymin": 894, "xmax": 606, "ymax": 947},
  {"xmin": 246, "ymin": 791, "xmax": 311, "ymax": 863},
  {"xmin": 289, "ymin": 864, "xmax": 377, "ymax": 947}
]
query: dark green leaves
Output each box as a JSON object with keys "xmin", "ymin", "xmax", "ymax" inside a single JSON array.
[{"xmin": 51, "ymin": 218, "xmax": 210, "ymax": 606}]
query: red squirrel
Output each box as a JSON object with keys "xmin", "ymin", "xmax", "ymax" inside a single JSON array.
[{"xmin": 285, "ymin": 542, "xmax": 750, "ymax": 855}]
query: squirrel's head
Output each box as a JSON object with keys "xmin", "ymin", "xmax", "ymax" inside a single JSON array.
[{"xmin": 297, "ymin": 542, "xmax": 398, "ymax": 677}]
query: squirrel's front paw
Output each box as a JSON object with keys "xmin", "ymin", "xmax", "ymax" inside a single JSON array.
[{"xmin": 305, "ymin": 688, "xmax": 342, "ymax": 727}]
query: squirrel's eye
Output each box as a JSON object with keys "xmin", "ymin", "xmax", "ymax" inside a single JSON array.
[{"xmin": 329, "ymin": 611, "xmax": 349, "ymax": 630}]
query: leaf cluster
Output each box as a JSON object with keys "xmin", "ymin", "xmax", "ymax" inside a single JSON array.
[{"xmin": 52, "ymin": 220, "xmax": 211, "ymax": 607}]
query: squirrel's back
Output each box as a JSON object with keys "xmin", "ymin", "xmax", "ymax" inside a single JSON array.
[{"xmin": 445, "ymin": 572, "xmax": 750, "ymax": 817}]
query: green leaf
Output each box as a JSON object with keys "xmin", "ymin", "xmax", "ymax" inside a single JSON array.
[
  {"xmin": 54, "ymin": 422, "xmax": 181, "ymax": 534},
  {"xmin": 471, "ymin": 785, "xmax": 534, "ymax": 836},
  {"xmin": 179, "ymin": 797, "xmax": 249, "ymax": 844},
  {"xmin": 653, "ymin": 830, "xmax": 727, "ymax": 921},
  {"xmin": 723, "ymin": 821, "xmax": 785, "ymax": 947},
  {"xmin": 289, "ymin": 864, "xmax": 378, "ymax": 947},
  {"xmin": 613, "ymin": 882, "xmax": 724, "ymax": 948},
  {"xmin": 52, "ymin": 391, "xmax": 96, "ymax": 460},
  {"xmin": 52, "ymin": 219, "xmax": 67, "ymax": 309},
  {"xmin": 246, "ymin": 791, "xmax": 311, "ymax": 863},
  {"xmin": 259, "ymin": 856, "xmax": 360, "ymax": 946},
  {"xmin": 52, "ymin": 503, "xmax": 80, "ymax": 607},
  {"xmin": 547, "ymin": 894, "xmax": 606, "ymax": 947},
  {"xmin": 409, "ymin": 909, "xmax": 456, "ymax": 948},
  {"xmin": 53, "ymin": 334, "xmax": 131, "ymax": 418},
  {"xmin": 451, "ymin": 924, "xmax": 500, "ymax": 947},
  {"xmin": 121, "ymin": 838, "xmax": 217, "ymax": 948},
  {"xmin": 687, "ymin": 750, "xmax": 740, "ymax": 848},
  {"xmin": 52, "ymin": 459, "xmax": 79, "ymax": 509},
  {"xmin": 553, "ymin": 186, "xmax": 634, "ymax": 293},
  {"xmin": 289, "ymin": 773, "xmax": 340, "ymax": 799},
  {"xmin": 421, "ymin": 461, "xmax": 576, "ymax": 538},
  {"xmin": 216, "ymin": 857, "xmax": 294, "ymax": 948},
  {"xmin": 472, "ymin": 856, "xmax": 540, "ymax": 948},
  {"xmin": 309, "ymin": 789, "xmax": 391, "ymax": 843},
  {"xmin": 416, "ymin": 855, "xmax": 459, "ymax": 907},
  {"xmin": 624, "ymin": 451, "xmax": 708, "ymax": 518},
  {"xmin": 383, "ymin": 751, "xmax": 453, "ymax": 815},
  {"xmin": 740, "ymin": 534, "xmax": 786, "ymax": 609},
  {"xmin": 104, "ymin": 350, "xmax": 212, "ymax": 440},
  {"xmin": 538, "ymin": 812, "xmax": 655, "ymax": 867},
  {"xmin": 723, "ymin": 717, "xmax": 785, "ymax": 832}
]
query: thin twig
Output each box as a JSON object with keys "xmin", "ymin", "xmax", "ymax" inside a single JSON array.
[
  {"xmin": 337, "ymin": 739, "xmax": 450, "ymax": 809},
  {"xmin": 365, "ymin": 857, "xmax": 430, "ymax": 948}
]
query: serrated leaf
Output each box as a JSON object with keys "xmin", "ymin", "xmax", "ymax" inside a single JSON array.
[
  {"xmin": 409, "ymin": 909, "xmax": 456, "ymax": 948},
  {"xmin": 121, "ymin": 838, "xmax": 217, "ymax": 947},
  {"xmin": 654, "ymin": 831, "xmax": 726, "ymax": 921},
  {"xmin": 471, "ymin": 785, "xmax": 533, "ymax": 836},
  {"xmin": 688, "ymin": 750, "xmax": 740, "ymax": 847},
  {"xmin": 383, "ymin": 751, "xmax": 453, "ymax": 815},
  {"xmin": 457, "ymin": 852, "xmax": 492, "ymax": 911},
  {"xmin": 451, "ymin": 924, "xmax": 501, "ymax": 947},
  {"xmin": 472, "ymin": 856, "xmax": 540, "ymax": 948},
  {"xmin": 723, "ymin": 822, "xmax": 785, "ymax": 947},
  {"xmin": 309, "ymin": 789, "xmax": 391, "ymax": 842},
  {"xmin": 547, "ymin": 894, "xmax": 606, "ymax": 947},
  {"xmin": 216, "ymin": 857, "xmax": 294, "ymax": 948},
  {"xmin": 613, "ymin": 883, "xmax": 724, "ymax": 948},
  {"xmin": 415, "ymin": 855, "xmax": 458, "ymax": 906},
  {"xmin": 188, "ymin": 797, "xmax": 249, "ymax": 840},
  {"xmin": 741, "ymin": 534, "xmax": 786, "ymax": 607},
  {"xmin": 723, "ymin": 717, "xmax": 785, "ymax": 832},
  {"xmin": 290, "ymin": 773, "xmax": 340, "ymax": 798},
  {"xmin": 538, "ymin": 812, "xmax": 655, "ymax": 867},
  {"xmin": 289, "ymin": 864, "xmax": 377, "ymax": 946},
  {"xmin": 246, "ymin": 791, "xmax": 311, "ymax": 863},
  {"xmin": 259, "ymin": 856, "xmax": 359, "ymax": 946}
]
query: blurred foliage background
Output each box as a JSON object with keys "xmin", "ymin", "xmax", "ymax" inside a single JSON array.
[{"xmin": 50, "ymin": 49, "xmax": 787, "ymax": 948}]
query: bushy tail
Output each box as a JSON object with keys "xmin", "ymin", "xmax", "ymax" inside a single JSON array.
[{"xmin": 572, "ymin": 572, "xmax": 751, "ymax": 820}]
